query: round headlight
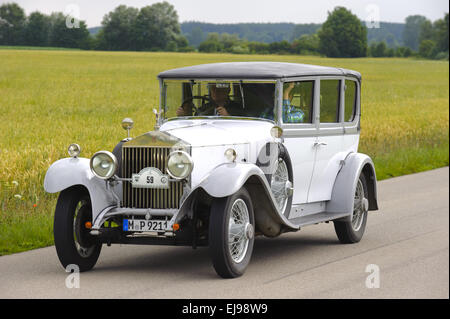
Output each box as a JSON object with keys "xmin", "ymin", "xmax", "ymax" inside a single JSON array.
[
  {"xmin": 167, "ymin": 151, "xmax": 193, "ymax": 180},
  {"xmin": 68, "ymin": 143, "xmax": 81, "ymax": 157},
  {"xmin": 90, "ymin": 151, "xmax": 118, "ymax": 180}
]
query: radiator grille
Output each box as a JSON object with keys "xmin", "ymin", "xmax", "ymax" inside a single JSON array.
[{"xmin": 122, "ymin": 147, "xmax": 184, "ymax": 209}]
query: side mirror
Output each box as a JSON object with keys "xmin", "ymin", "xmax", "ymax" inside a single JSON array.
[{"xmin": 121, "ymin": 118, "xmax": 134, "ymax": 138}]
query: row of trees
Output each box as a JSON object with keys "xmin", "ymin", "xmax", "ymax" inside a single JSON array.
[
  {"xmin": 0, "ymin": 2, "xmax": 447, "ymax": 59},
  {"xmin": 197, "ymin": 8, "xmax": 366, "ymax": 57},
  {"xmin": 0, "ymin": 3, "xmax": 90, "ymax": 48},
  {"xmin": 196, "ymin": 8, "xmax": 448, "ymax": 59},
  {"xmin": 197, "ymin": 32, "xmax": 320, "ymax": 55},
  {"xmin": 369, "ymin": 13, "xmax": 449, "ymax": 59},
  {"xmin": 184, "ymin": 21, "xmax": 406, "ymax": 49},
  {"xmin": 0, "ymin": 2, "xmax": 192, "ymax": 51},
  {"xmin": 196, "ymin": 8, "xmax": 366, "ymax": 57},
  {"xmin": 96, "ymin": 3, "xmax": 190, "ymax": 51},
  {"xmin": 368, "ymin": 42, "xmax": 414, "ymax": 58}
]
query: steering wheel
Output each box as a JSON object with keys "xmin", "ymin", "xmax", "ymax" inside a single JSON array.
[{"xmin": 180, "ymin": 96, "xmax": 212, "ymax": 116}]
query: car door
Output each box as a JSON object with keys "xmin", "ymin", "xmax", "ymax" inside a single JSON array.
[
  {"xmin": 307, "ymin": 78, "xmax": 346, "ymax": 203},
  {"xmin": 281, "ymin": 79, "xmax": 317, "ymax": 205}
]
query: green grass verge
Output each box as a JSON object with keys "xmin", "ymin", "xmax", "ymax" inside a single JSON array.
[
  {"xmin": 373, "ymin": 143, "xmax": 449, "ymax": 180},
  {"xmin": 0, "ymin": 209, "xmax": 54, "ymax": 255}
]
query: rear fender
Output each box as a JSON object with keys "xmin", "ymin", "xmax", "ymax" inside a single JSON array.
[{"xmin": 327, "ymin": 152, "xmax": 378, "ymax": 219}]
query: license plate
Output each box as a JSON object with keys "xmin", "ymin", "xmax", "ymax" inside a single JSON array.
[
  {"xmin": 123, "ymin": 219, "xmax": 170, "ymax": 232},
  {"xmin": 131, "ymin": 167, "xmax": 169, "ymax": 189}
]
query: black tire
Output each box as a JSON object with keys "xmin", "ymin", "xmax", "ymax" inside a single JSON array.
[
  {"xmin": 334, "ymin": 174, "xmax": 369, "ymax": 244},
  {"xmin": 54, "ymin": 186, "xmax": 102, "ymax": 272},
  {"xmin": 209, "ymin": 187, "xmax": 255, "ymax": 278}
]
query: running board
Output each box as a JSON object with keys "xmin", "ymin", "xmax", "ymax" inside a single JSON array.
[{"xmin": 288, "ymin": 211, "xmax": 350, "ymax": 228}]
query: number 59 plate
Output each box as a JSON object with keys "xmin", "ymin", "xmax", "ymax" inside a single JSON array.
[
  {"xmin": 123, "ymin": 219, "xmax": 170, "ymax": 232},
  {"xmin": 131, "ymin": 167, "xmax": 169, "ymax": 189}
]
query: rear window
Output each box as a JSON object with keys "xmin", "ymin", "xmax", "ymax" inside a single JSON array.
[
  {"xmin": 320, "ymin": 80, "xmax": 341, "ymax": 123},
  {"xmin": 344, "ymin": 80, "xmax": 357, "ymax": 122}
]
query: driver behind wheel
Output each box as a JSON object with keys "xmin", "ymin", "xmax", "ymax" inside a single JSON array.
[{"xmin": 176, "ymin": 83, "xmax": 243, "ymax": 117}]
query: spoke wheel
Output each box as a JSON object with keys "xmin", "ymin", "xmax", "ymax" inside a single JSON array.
[
  {"xmin": 351, "ymin": 178, "xmax": 365, "ymax": 232},
  {"xmin": 228, "ymin": 199, "xmax": 251, "ymax": 263},
  {"xmin": 271, "ymin": 159, "xmax": 290, "ymax": 213},
  {"xmin": 334, "ymin": 174, "xmax": 369, "ymax": 244},
  {"xmin": 209, "ymin": 187, "xmax": 255, "ymax": 278}
]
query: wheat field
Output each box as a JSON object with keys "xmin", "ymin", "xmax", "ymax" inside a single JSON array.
[{"xmin": 0, "ymin": 49, "xmax": 448, "ymax": 254}]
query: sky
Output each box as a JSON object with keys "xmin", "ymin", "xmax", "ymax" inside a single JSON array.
[{"xmin": 4, "ymin": 0, "xmax": 449, "ymax": 27}]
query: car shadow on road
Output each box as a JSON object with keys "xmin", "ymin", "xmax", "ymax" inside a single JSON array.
[
  {"xmin": 91, "ymin": 233, "xmax": 339, "ymax": 279},
  {"xmin": 252, "ymin": 234, "xmax": 339, "ymax": 262}
]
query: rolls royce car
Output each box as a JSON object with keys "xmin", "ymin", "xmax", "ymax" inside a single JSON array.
[{"xmin": 44, "ymin": 62, "xmax": 378, "ymax": 278}]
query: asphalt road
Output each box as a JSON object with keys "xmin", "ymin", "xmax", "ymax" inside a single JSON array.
[{"xmin": 0, "ymin": 167, "xmax": 448, "ymax": 299}]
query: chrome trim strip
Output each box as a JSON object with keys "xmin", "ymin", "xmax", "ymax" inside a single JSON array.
[{"xmin": 163, "ymin": 116, "xmax": 276, "ymax": 124}]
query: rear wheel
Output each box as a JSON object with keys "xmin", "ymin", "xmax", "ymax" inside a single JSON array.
[
  {"xmin": 209, "ymin": 187, "xmax": 255, "ymax": 278},
  {"xmin": 54, "ymin": 186, "xmax": 102, "ymax": 272},
  {"xmin": 334, "ymin": 174, "xmax": 369, "ymax": 243}
]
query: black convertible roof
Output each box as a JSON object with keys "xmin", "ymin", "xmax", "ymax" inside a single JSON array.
[{"xmin": 158, "ymin": 62, "xmax": 361, "ymax": 80}]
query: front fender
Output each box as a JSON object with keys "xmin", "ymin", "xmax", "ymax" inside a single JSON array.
[
  {"xmin": 193, "ymin": 162, "xmax": 298, "ymax": 232},
  {"xmin": 195, "ymin": 162, "xmax": 266, "ymax": 198},
  {"xmin": 327, "ymin": 152, "xmax": 378, "ymax": 217},
  {"xmin": 44, "ymin": 157, "xmax": 118, "ymax": 220}
]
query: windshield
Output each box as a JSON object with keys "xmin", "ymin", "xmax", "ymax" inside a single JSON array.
[{"xmin": 161, "ymin": 80, "xmax": 277, "ymax": 121}]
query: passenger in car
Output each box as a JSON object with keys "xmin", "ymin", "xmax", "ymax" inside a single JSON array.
[
  {"xmin": 260, "ymin": 82, "xmax": 305, "ymax": 123},
  {"xmin": 282, "ymin": 82, "xmax": 305, "ymax": 123},
  {"xmin": 176, "ymin": 83, "xmax": 243, "ymax": 117}
]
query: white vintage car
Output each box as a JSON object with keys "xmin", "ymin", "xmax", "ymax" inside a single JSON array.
[{"xmin": 44, "ymin": 62, "xmax": 378, "ymax": 278}]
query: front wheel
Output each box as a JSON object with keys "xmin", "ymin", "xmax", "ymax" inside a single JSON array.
[
  {"xmin": 209, "ymin": 187, "xmax": 255, "ymax": 278},
  {"xmin": 54, "ymin": 186, "xmax": 102, "ymax": 272},
  {"xmin": 334, "ymin": 174, "xmax": 369, "ymax": 243}
]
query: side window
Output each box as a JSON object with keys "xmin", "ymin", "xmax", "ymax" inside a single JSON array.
[
  {"xmin": 344, "ymin": 80, "xmax": 357, "ymax": 122},
  {"xmin": 320, "ymin": 80, "xmax": 341, "ymax": 123},
  {"xmin": 282, "ymin": 81, "xmax": 314, "ymax": 123}
]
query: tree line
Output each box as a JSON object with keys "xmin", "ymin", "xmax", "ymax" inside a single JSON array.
[
  {"xmin": 0, "ymin": 3, "xmax": 91, "ymax": 48},
  {"xmin": 195, "ymin": 8, "xmax": 448, "ymax": 59},
  {"xmin": 0, "ymin": 2, "xmax": 192, "ymax": 51},
  {"xmin": 183, "ymin": 21, "xmax": 405, "ymax": 48},
  {"xmin": 0, "ymin": 2, "xmax": 448, "ymax": 60}
]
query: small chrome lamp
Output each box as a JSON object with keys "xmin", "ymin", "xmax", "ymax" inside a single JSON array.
[{"xmin": 121, "ymin": 118, "xmax": 134, "ymax": 138}]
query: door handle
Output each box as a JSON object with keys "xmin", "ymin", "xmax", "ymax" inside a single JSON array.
[{"xmin": 314, "ymin": 142, "xmax": 328, "ymax": 147}]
